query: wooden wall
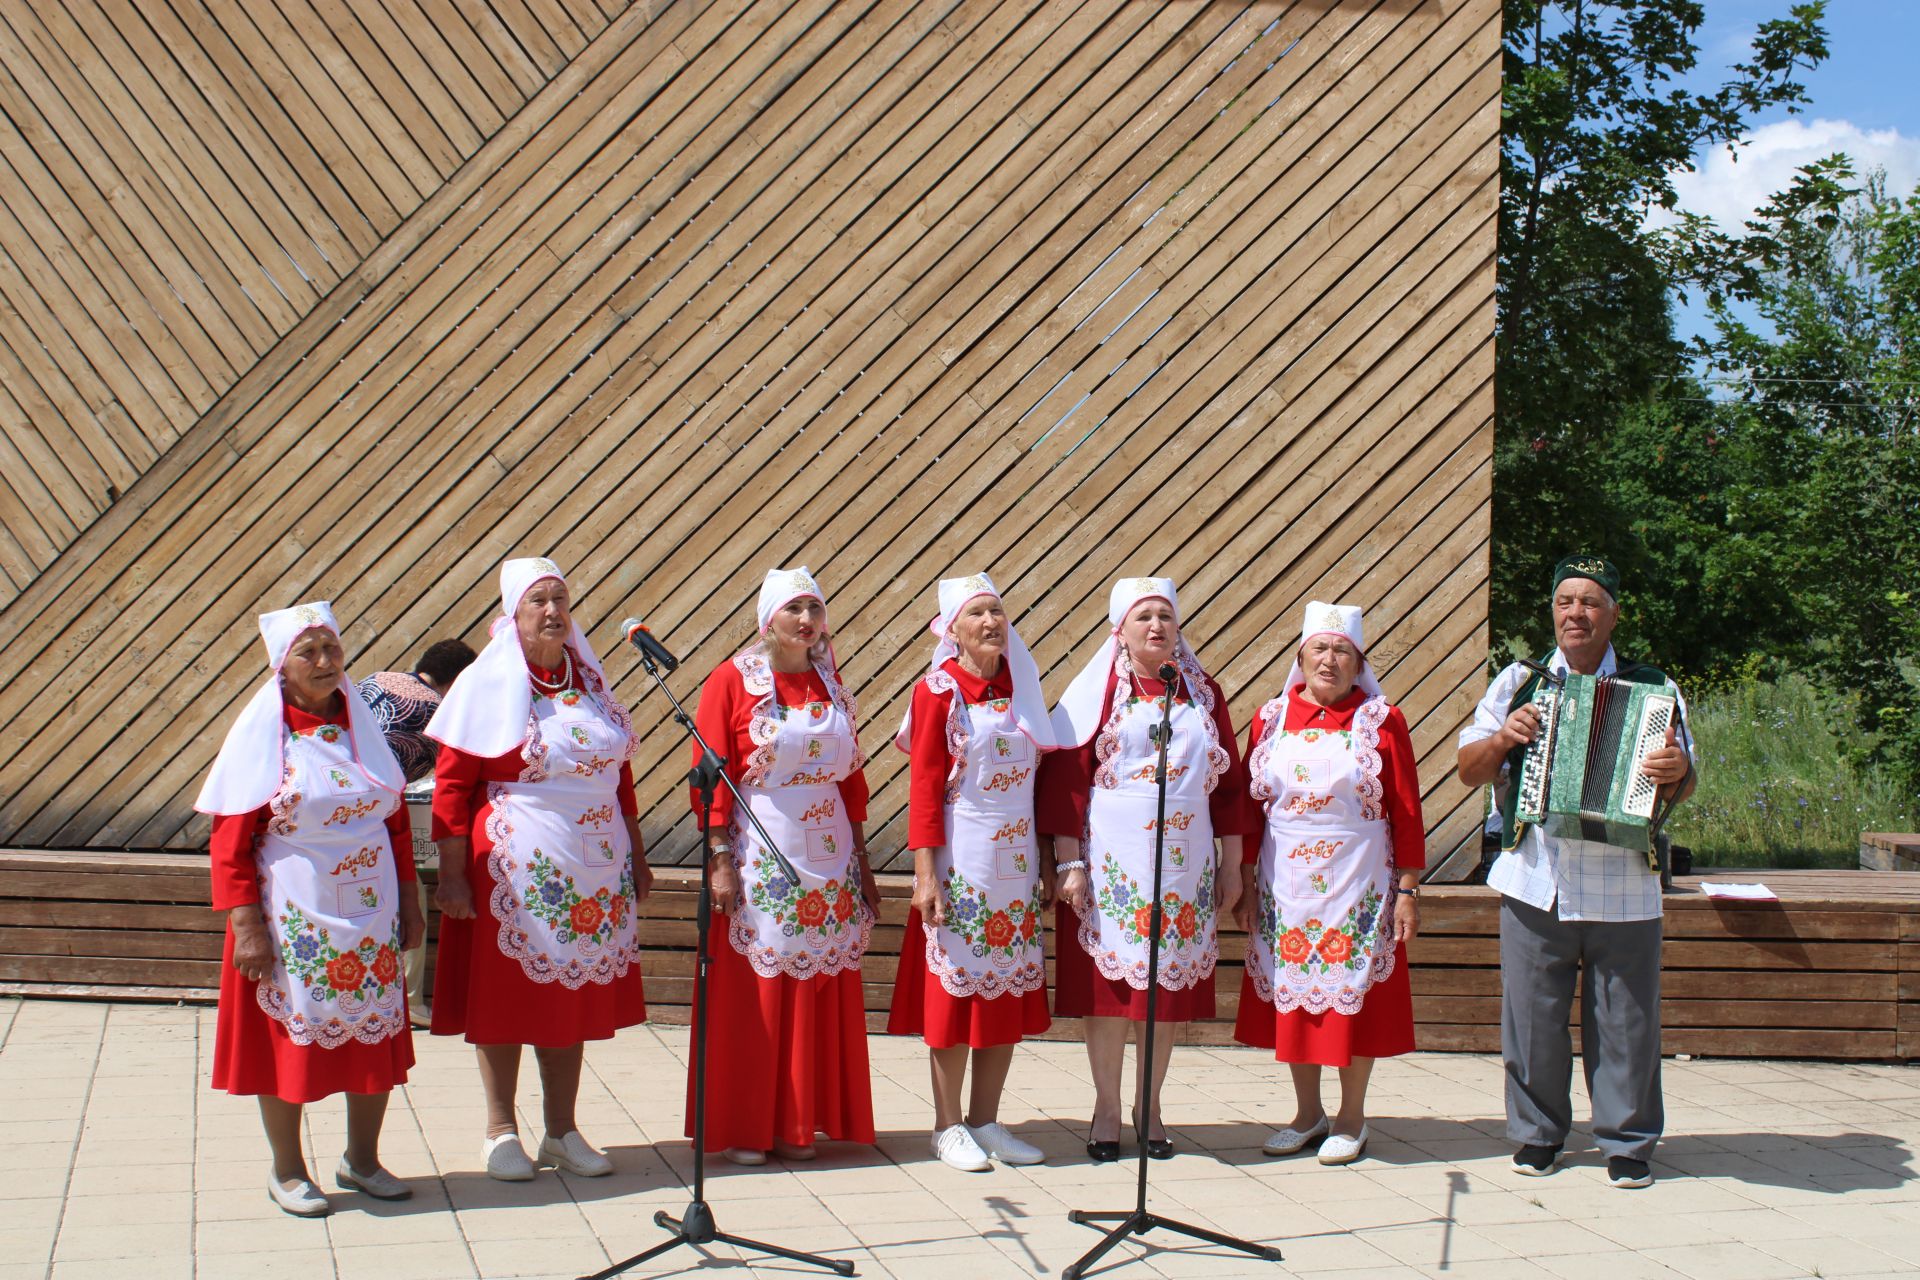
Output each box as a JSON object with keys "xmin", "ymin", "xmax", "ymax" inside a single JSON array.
[
  {"xmin": 0, "ymin": 0, "xmax": 617, "ymax": 598},
  {"xmin": 0, "ymin": 0, "xmax": 1501, "ymax": 873}
]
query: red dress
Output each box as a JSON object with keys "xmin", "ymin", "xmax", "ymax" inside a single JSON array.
[
  {"xmin": 684, "ymin": 658, "xmax": 876, "ymax": 1151},
  {"xmin": 428, "ymin": 660, "xmax": 646, "ymax": 1046},
  {"xmin": 210, "ymin": 702, "xmax": 417, "ymax": 1103},
  {"xmin": 1232, "ymin": 686, "xmax": 1424, "ymax": 1064},
  {"xmin": 1036, "ymin": 667, "xmax": 1260, "ymax": 1022},
  {"xmin": 886, "ymin": 659, "xmax": 1051, "ymax": 1048}
]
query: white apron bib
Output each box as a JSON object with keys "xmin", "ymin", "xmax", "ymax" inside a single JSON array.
[
  {"xmin": 1076, "ymin": 658, "xmax": 1229, "ymax": 991},
  {"xmin": 1245, "ymin": 692, "xmax": 1397, "ymax": 1015},
  {"xmin": 255, "ymin": 720, "xmax": 407, "ymax": 1049},
  {"xmin": 482, "ymin": 674, "xmax": 641, "ymax": 990},
  {"xmin": 921, "ymin": 670, "xmax": 1045, "ymax": 999},
  {"xmin": 726, "ymin": 653, "xmax": 874, "ymax": 980}
]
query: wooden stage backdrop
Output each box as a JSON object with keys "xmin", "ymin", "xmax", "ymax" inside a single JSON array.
[{"xmin": 0, "ymin": 0, "xmax": 1500, "ymax": 873}]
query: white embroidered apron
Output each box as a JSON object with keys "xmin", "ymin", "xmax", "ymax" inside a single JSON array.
[
  {"xmin": 1245, "ymin": 693, "xmax": 1397, "ymax": 1016},
  {"xmin": 1077, "ymin": 663, "xmax": 1228, "ymax": 991},
  {"xmin": 255, "ymin": 721, "xmax": 407, "ymax": 1049},
  {"xmin": 922, "ymin": 671, "xmax": 1045, "ymax": 999},
  {"xmin": 483, "ymin": 679, "xmax": 640, "ymax": 989},
  {"xmin": 727, "ymin": 654, "xmax": 874, "ymax": 980}
]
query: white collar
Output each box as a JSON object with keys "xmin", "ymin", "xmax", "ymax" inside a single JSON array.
[{"xmin": 1546, "ymin": 644, "xmax": 1617, "ymax": 678}]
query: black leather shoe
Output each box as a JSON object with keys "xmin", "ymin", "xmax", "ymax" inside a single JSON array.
[
  {"xmin": 1144, "ymin": 1136, "xmax": 1174, "ymax": 1160},
  {"xmin": 1086, "ymin": 1139, "xmax": 1121, "ymax": 1163}
]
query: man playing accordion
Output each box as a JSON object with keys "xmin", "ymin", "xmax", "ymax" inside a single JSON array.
[{"xmin": 1457, "ymin": 555, "xmax": 1695, "ymax": 1189}]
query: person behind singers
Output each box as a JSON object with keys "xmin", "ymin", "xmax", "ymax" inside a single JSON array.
[
  {"xmin": 690, "ymin": 566, "xmax": 882, "ymax": 1166},
  {"xmin": 195, "ymin": 602, "xmax": 422, "ymax": 1216},
  {"xmin": 1456, "ymin": 555, "xmax": 1694, "ymax": 1190},
  {"xmin": 1039, "ymin": 576, "xmax": 1255, "ymax": 1161},
  {"xmin": 425, "ymin": 557, "xmax": 653, "ymax": 1183},
  {"xmin": 887, "ymin": 573, "xmax": 1057, "ymax": 1172},
  {"xmin": 1232, "ymin": 602, "xmax": 1424, "ymax": 1166}
]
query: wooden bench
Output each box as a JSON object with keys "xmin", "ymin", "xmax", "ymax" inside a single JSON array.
[
  {"xmin": 8, "ymin": 852, "xmax": 1916, "ymax": 1062},
  {"xmin": 1860, "ymin": 832, "xmax": 1920, "ymax": 873}
]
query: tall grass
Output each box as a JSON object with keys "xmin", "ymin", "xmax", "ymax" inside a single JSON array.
[{"xmin": 1667, "ymin": 674, "xmax": 1920, "ymax": 868}]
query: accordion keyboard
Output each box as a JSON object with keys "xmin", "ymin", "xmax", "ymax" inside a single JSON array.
[
  {"xmin": 1621, "ymin": 694, "xmax": 1678, "ymax": 818},
  {"xmin": 1516, "ymin": 684, "xmax": 1561, "ymax": 820}
]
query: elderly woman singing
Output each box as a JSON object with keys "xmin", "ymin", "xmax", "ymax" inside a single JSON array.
[
  {"xmin": 197, "ymin": 602, "xmax": 423, "ymax": 1216},
  {"xmin": 426, "ymin": 557, "xmax": 652, "ymax": 1182},
  {"xmin": 690, "ymin": 567, "xmax": 881, "ymax": 1166},
  {"xmin": 887, "ymin": 573, "xmax": 1057, "ymax": 1171},
  {"xmin": 1039, "ymin": 576, "xmax": 1255, "ymax": 1161},
  {"xmin": 1233, "ymin": 603, "xmax": 1424, "ymax": 1166}
]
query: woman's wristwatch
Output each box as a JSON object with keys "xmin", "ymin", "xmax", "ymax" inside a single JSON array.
[{"xmin": 1394, "ymin": 885, "xmax": 1419, "ymax": 897}]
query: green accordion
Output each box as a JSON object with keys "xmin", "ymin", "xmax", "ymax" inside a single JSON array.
[{"xmin": 1512, "ymin": 671, "xmax": 1677, "ymax": 848}]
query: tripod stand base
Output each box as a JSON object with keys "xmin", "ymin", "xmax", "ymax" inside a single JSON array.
[
  {"xmin": 578, "ymin": 1198, "xmax": 857, "ymax": 1279},
  {"xmin": 1061, "ymin": 1207, "xmax": 1282, "ymax": 1280}
]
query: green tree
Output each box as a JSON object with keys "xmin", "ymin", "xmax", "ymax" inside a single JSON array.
[
  {"xmin": 1704, "ymin": 172, "xmax": 1920, "ymax": 787},
  {"xmin": 1496, "ymin": 0, "xmax": 1829, "ymax": 655}
]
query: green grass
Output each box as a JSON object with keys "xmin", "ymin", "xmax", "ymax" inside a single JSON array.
[{"xmin": 1667, "ymin": 674, "xmax": 1920, "ymax": 868}]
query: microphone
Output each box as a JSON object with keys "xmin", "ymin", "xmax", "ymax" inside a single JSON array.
[
  {"xmin": 619, "ymin": 618, "xmax": 680, "ymax": 673},
  {"xmin": 1157, "ymin": 662, "xmax": 1177, "ymax": 681}
]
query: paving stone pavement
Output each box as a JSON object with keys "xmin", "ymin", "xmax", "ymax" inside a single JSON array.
[{"xmin": 3, "ymin": 997, "xmax": 1918, "ymax": 1279}]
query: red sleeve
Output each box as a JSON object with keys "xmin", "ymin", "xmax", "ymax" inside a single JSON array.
[
  {"xmin": 1207, "ymin": 678, "xmax": 1261, "ymax": 839},
  {"xmin": 1379, "ymin": 705, "xmax": 1427, "ymax": 869},
  {"xmin": 430, "ymin": 743, "xmax": 487, "ymax": 841},
  {"xmin": 617, "ymin": 761, "xmax": 639, "ymax": 818},
  {"xmin": 907, "ymin": 679, "xmax": 955, "ymax": 849},
  {"xmin": 208, "ymin": 809, "xmax": 268, "ymax": 910},
  {"xmin": 838, "ymin": 767, "xmax": 870, "ymax": 825},
  {"xmin": 691, "ymin": 662, "xmax": 747, "ymax": 831},
  {"xmin": 386, "ymin": 806, "xmax": 416, "ymax": 881},
  {"xmin": 1240, "ymin": 705, "xmax": 1268, "ymax": 863},
  {"xmin": 1037, "ymin": 672, "xmax": 1112, "ymax": 839}
]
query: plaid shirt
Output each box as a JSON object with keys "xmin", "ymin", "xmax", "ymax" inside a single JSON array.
[{"xmin": 1459, "ymin": 646, "xmax": 1694, "ymax": 923}]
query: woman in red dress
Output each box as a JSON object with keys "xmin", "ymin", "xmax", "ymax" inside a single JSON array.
[
  {"xmin": 689, "ymin": 566, "xmax": 881, "ymax": 1165},
  {"xmin": 886, "ymin": 573, "xmax": 1056, "ymax": 1171},
  {"xmin": 196, "ymin": 601, "xmax": 423, "ymax": 1217},
  {"xmin": 1232, "ymin": 602, "xmax": 1423, "ymax": 1165},
  {"xmin": 1039, "ymin": 576, "xmax": 1255, "ymax": 1161},
  {"xmin": 426, "ymin": 557, "xmax": 653, "ymax": 1182}
]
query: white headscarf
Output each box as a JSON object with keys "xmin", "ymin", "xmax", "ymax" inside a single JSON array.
[
  {"xmin": 743, "ymin": 565, "xmax": 838, "ymax": 670},
  {"xmin": 1049, "ymin": 576, "xmax": 1205, "ymax": 749},
  {"xmin": 425, "ymin": 557, "xmax": 615, "ymax": 758},
  {"xmin": 1283, "ymin": 599, "xmax": 1385, "ymax": 699},
  {"xmin": 194, "ymin": 601, "xmax": 405, "ymax": 816},
  {"xmin": 892, "ymin": 573, "xmax": 1058, "ymax": 752}
]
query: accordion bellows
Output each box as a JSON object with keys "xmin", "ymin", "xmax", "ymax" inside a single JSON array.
[{"xmin": 1514, "ymin": 673, "xmax": 1676, "ymax": 849}]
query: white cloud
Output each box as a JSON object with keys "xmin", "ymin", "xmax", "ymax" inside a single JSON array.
[{"xmin": 1651, "ymin": 116, "xmax": 1920, "ymax": 232}]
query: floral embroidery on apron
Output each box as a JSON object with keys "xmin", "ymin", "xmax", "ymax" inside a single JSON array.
[
  {"xmin": 1245, "ymin": 693, "xmax": 1397, "ymax": 1016},
  {"xmin": 920, "ymin": 670, "xmax": 1045, "ymax": 1000},
  {"xmin": 726, "ymin": 653, "xmax": 874, "ymax": 980},
  {"xmin": 254, "ymin": 722, "xmax": 407, "ymax": 1049},
  {"xmin": 1075, "ymin": 650, "xmax": 1225, "ymax": 992},
  {"xmin": 483, "ymin": 661, "xmax": 640, "ymax": 989}
]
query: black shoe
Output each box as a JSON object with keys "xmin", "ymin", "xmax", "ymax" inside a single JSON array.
[
  {"xmin": 1086, "ymin": 1139, "xmax": 1121, "ymax": 1163},
  {"xmin": 1607, "ymin": 1156, "xmax": 1653, "ymax": 1188},
  {"xmin": 1511, "ymin": 1143, "xmax": 1560, "ymax": 1176},
  {"xmin": 1131, "ymin": 1109, "xmax": 1172, "ymax": 1159}
]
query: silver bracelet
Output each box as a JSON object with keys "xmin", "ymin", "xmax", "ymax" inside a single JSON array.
[{"xmin": 1055, "ymin": 859, "xmax": 1088, "ymax": 873}]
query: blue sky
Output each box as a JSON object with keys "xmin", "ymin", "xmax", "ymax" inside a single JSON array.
[{"xmin": 1662, "ymin": 1, "xmax": 1920, "ymax": 348}]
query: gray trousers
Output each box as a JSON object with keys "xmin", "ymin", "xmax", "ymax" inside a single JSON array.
[{"xmin": 1499, "ymin": 895, "xmax": 1663, "ymax": 1160}]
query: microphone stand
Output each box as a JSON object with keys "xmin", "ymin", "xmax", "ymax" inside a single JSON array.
[
  {"xmin": 1061, "ymin": 664, "xmax": 1283, "ymax": 1280},
  {"xmin": 583, "ymin": 648, "xmax": 855, "ymax": 1280}
]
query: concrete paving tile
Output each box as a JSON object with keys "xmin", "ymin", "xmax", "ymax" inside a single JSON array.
[
  {"xmin": 1471, "ymin": 1218, "xmax": 1617, "ymax": 1257},
  {"xmin": 1755, "ymin": 1233, "xmax": 1911, "ymax": 1277},
  {"xmin": 1641, "ymin": 1241, "xmax": 1812, "ymax": 1279},
  {"xmin": 1537, "ymin": 1250, "xmax": 1703, "ymax": 1280},
  {"xmin": 0, "ymin": 1196, "xmax": 61, "ymax": 1231},
  {"xmin": 51, "ymin": 1218, "xmax": 190, "ymax": 1262},
  {"xmin": 49, "ymin": 1261, "xmax": 192, "ymax": 1280},
  {"xmin": 191, "ymin": 1248, "xmax": 343, "ymax": 1278},
  {"xmin": 466, "ymin": 1235, "xmax": 613, "ymax": 1278},
  {"xmin": 1235, "ymin": 1227, "xmax": 1400, "ymax": 1272},
  {"xmin": 456, "ymin": 1202, "xmax": 592, "ymax": 1243},
  {"xmin": 1360, "ymin": 1221, "xmax": 1517, "ymax": 1269},
  {"xmin": 62, "ymin": 1161, "xmax": 192, "ymax": 1197},
  {"xmin": 333, "ymin": 1240, "xmax": 478, "ymax": 1280},
  {"xmin": 57, "ymin": 1191, "xmax": 194, "ymax": 1228}
]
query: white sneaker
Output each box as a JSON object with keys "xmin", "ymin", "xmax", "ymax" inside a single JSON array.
[
  {"xmin": 1263, "ymin": 1115, "xmax": 1330, "ymax": 1156},
  {"xmin": 969, "ymin": 1121, "xmax": 1044, "ymax": 1166},
  {"xmin": 540, "ymin": 1131, "xmax": 613, "ymax": 1177},
  {"xmin": 334, "ymin": 1158, "xmax": 412, "ymax": 1200},
  {"xmin": 933, "ymin": 1123, "xmax": 991, "ymax": 1172},
  {"xmin": 267, "ymin": 1174, "xmax": 330, "ymax": 1217},
  {"xmin": 723, "ymin": 1147, "xmax": 767, "ymax": 1166},
  {"xmin": 483, "ymin": 1132, "xmax": 536, "ymax": 1181},
  {"xmin": 1318, "ymin": 1123, "xmax": 1369, "ymax": 1166}
]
